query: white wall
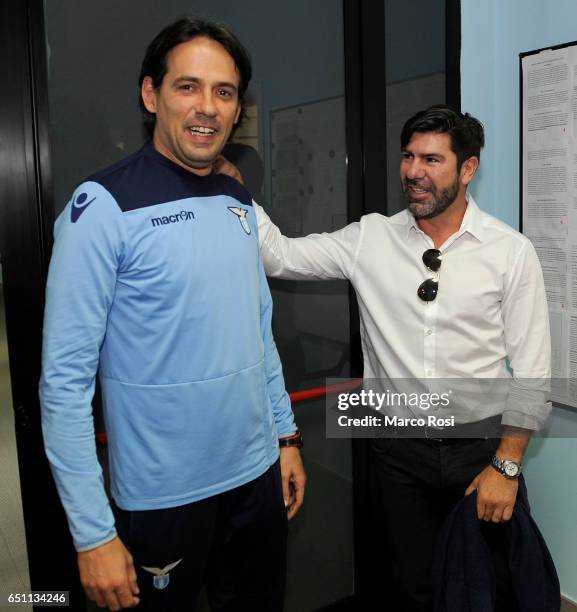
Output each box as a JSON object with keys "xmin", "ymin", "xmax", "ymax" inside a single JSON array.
[{"xmin": 461, "ymin": 0, "xmax": 577, "ymax": 601}]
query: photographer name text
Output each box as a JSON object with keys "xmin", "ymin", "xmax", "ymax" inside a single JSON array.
[{"xmin": 337, "ymin": 414, "xmax": 455, "ymax": 428}]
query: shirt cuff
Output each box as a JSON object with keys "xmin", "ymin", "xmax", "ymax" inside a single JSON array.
[{"xmin": 75, "ymin": 530, "xmax": 118, "ymax": 553}]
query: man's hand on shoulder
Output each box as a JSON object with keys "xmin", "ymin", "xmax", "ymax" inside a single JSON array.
[
  {"xmin": 279, "ymin": 447, "xmax": 306, "ymax": 520},
  {"xmin": 213, "ymin": 155, "xmax": 244, "ymax": 185},
  {"xmin": 77, "ymin": 536, "xmax": 139, "ymax": 610}
]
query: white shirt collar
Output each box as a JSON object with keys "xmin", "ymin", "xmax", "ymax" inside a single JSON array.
[{"xmin": 395, "ymin": 193, "xmax": 485, "ymax": 243}]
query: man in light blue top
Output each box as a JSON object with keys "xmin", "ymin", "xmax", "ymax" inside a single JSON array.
[{"xmin": 40, "ymin": 16, "xmax": 305, "ymax": 612}]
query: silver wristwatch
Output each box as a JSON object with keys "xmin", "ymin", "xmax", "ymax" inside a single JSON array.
[{"xmin": 491, "ymin": 455, "xmax": 522, "ymax": 479}]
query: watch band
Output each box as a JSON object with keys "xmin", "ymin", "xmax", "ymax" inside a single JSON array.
[
  {"xmin": 491, "ymin": 454, "xmax": 521, "ymax": 479},
  {"xmin": 279, "ymin": 431, "xmax": 303, "ymax": 449}
]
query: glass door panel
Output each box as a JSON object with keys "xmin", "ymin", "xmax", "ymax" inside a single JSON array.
[
  {"xmin": 384, "ymin": 0, "xmax": 447, "ymax": 215},
  {"xmin": 44, "ymin": 2, "xmax": 352, "ymax": 609}
]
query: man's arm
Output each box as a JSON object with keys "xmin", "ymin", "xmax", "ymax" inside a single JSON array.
[
  {"xmin": 501, "ymin": 240, "xmax": 551, "ymax": 430},
  {"xmin": 466, "ymin": 240, "xmax": 551, "ymax": 521},
  {"xmin": 255, "ymin": 203, "xmax": 361, "ymax": 281},
  {"xmin": 40, "ymin": 182, "xmax": 139, "ymax": 609},
  {"xmin": 213, "ymin": 155, "xmax": 362, "ymax": 281},
  {"xmin": 256, "ymin": 245, "xmax": 306, "ymax": 519}
]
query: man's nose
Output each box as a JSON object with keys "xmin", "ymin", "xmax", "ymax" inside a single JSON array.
[
  {"xmin": 405, "ymin": 159, "xmax": 425, "ymax": 180},
  {"xmin": 197, "ymin": 89, "xmax": 217, "ymax": 116}
]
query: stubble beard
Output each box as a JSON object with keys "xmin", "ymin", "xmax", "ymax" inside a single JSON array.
[
  {"xmin": 178, "ymin": 135, "xmax": 225, "ymax": 171},
  {"xmin": 403, "ymin": 177, "xmax": 460, "ymax": 220}
]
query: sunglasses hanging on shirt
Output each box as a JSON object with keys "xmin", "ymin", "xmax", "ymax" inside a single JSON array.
[{"xmin": 418, "ymin": 248, "xmax": 442, "ymax": 302}]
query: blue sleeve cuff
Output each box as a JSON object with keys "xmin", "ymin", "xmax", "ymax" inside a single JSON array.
[{"xmin": 75, "ymin": 530, "xmax": 118, "ymax": 553}]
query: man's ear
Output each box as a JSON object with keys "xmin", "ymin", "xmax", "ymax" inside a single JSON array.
[
  {"xmin": 233, "ymin": 103, "xmax": 241, "ymax": 125},
  {"xmin": 141, "ymin": 76, "xmax": 157, "ymax": 114},
  {"xmin": 460, "ymin": 156, "xmax": 479, "ymax": 186}
]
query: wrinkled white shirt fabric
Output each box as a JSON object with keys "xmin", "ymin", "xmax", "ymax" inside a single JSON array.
[{"xmin": 255, "ymin": 195, "xmax": 551, "ymax": 430}]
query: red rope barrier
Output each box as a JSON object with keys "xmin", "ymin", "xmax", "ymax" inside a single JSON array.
[{"xmin": 288, "ymin": 378, "xmax": 362, "ymax": 403}]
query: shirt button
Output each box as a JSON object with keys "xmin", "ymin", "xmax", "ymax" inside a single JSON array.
[{"xmin": 426, "ymin": 329, "xmax": 433, "ymax": 336}]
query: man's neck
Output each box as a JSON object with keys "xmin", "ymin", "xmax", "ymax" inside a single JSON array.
[
  {"xmin": 153, "ymin": 137, "xmax": 213, "ymax": 177},
  {"xmin": 416, "ymin": 194, "xmax": 468, "ymax": 249}
]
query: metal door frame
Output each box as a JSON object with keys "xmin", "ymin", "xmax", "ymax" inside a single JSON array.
[{"xmin": 0, "ymin": 0, "xmax": 83, "ymax": 605}]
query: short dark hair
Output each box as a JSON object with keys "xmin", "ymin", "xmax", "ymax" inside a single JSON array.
[
  {"xmin": 400, "ymin": 105, "xmax": 484, "ymax": 169},
  {"xmin": 138, "ymin": 16, "xmax": 252, "ymax": 137}
]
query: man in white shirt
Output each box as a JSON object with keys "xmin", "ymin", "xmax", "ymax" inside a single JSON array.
[{"xmin": 235, "ymin": 105, "xmax": 550, "ymax": 611}]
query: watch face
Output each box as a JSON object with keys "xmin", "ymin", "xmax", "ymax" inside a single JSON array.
[{"xmin": 504, "ymin": 461, "xmax": 519, "ymax": 477}]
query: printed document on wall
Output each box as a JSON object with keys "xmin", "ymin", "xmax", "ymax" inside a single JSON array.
[{"xmin": 522, "ymin": 44, "xmax": 577, "ymax": 407}]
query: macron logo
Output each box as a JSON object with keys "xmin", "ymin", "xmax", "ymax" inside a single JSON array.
[
  {"xmin": 71, "ymin": 192, "xmax": 96, "ymax": 223},
  {"xmin": 151, "ymin": 210, "xmax": 195, "ymax": 227}
]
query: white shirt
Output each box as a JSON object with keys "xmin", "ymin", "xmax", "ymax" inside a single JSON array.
[{"xmin": 256, "ymin": 195, "xmax": 551, "ymax": 429}]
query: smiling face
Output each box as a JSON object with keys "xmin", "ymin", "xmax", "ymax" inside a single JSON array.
[
  {"xmin": 400, "ymin": 132, "xmax": 476, "ymax": 220},
  {"xmin": 141, "ymin": 36, "xmax": 241, "ymax": 175}
]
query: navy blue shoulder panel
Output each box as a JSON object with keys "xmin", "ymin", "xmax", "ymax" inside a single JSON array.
[{"xmin": 85, "ymin": 144, "xmax": 252, "ymax": 212}]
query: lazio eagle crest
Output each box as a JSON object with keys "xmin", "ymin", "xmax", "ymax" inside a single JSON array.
[
  {"xmin": 141, "ymin": 558, "xmax": 183, "ymax": 590},
  {"xmin": 228, "ymin": 206, "xmax": 251, "ymax": 235}
]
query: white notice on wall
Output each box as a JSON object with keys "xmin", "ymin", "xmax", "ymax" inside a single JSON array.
[{"xmin": 522, "ymin": 44, "xmax": 577, "ymax": 407}]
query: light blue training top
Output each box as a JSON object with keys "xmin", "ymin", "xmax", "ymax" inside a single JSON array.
[{"xmin": 40, "ymin": 144, "xmax": 296, "ymax": 551}]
